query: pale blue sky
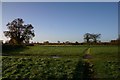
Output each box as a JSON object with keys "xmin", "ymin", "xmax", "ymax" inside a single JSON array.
[
  {"xmin": 2, "ymin": 2, "xmax": 118, "ymax": 43},
  {"xmin": 0, "ymin": 2, "xmax": 2, "ymax": 40}
]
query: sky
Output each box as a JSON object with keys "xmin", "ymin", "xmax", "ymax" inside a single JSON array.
[
  {"xmin": 1, "ymin": 2, "xmax": 118, "ymax": 43},
  {"xmin": 0, "ymin": 2, "xmax": 2, "ymax": 40},
  {"xmin": 1, "ymin": 0, "xmax": 120, "ymax": 2}
]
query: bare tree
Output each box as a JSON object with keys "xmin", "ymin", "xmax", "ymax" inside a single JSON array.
[
  {"xmin": 84, "ymin": 33, "xmax": 92, "ymax": 43},
  {"xmin": 84, "ymin": 33, "xmax": 101, "ymax": 43},
  {"xmin": 91, "ymin": 34, "xmax": 101, "ymax": 43}
]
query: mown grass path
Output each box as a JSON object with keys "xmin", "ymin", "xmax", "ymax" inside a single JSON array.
[
  {"xmin": 83, "ymin": 47, "xmax": 92, "ymax": 59},
  {"xmin": 82, "ymin": 47, "xmax": 95, "ymax": 79}
]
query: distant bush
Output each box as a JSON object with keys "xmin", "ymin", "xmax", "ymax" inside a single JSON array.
[{"xmin": 26, "ymin": 44, "xmax": 34, "ymax": 46}]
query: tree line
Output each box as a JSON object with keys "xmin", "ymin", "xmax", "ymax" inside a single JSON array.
[{"xmin": 3, "ymin": 18, "xmax": 119, "ymax": 45}]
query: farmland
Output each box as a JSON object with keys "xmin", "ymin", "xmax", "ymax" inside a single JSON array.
[
  {"xmin": 2, "ymin": 57, "xmax": 81, "ymax": 79},
  {"xmin": 2, "ymin": 45, "xmax": 119, "ymax": 79}
]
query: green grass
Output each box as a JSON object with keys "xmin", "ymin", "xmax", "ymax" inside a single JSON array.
[
  {"xmin": 2, "ymin": 45, "xmax": 88, "ymax": 79},
  {"xmin": 91, "ymin": 45, "xmax": 118, "ymax": 61},
  {"xmin": 89, "ymin": 45, "xmax": 119, "ymax": 78},
  {"xmin": 4, "ymin": 45, "xmax": 87, "ymax": 57},
  {"xmin": 2, "ymin": 45, "xmax": 119, "ymax": 79}
]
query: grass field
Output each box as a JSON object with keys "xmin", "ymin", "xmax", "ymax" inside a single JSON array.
[
  {"xmin": 91, "ymin": 45, "xmax": 118, "ymax": 61},
  {"xmin": 90, "ymin": 45, "xmax": 119, "ymax": 78},
  {"xmin": 3, "ymin": 45, "xmax": 88, "ymax": 57},
  {"xmin": 2, "ymin": 45, "xmax": 119, "ymax": 79}
]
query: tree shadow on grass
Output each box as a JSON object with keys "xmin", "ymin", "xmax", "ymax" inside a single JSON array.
[
  {"xmin": 72, "ymin": 59, "xmax": 84, "ymax": 80},
  {"xmin": 72, "ymin": 59, "xmax": 94, "ymax": 80},
  {"xmin": 2, "ymin": 44, "xmax": 29, "ymax": 56}
]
